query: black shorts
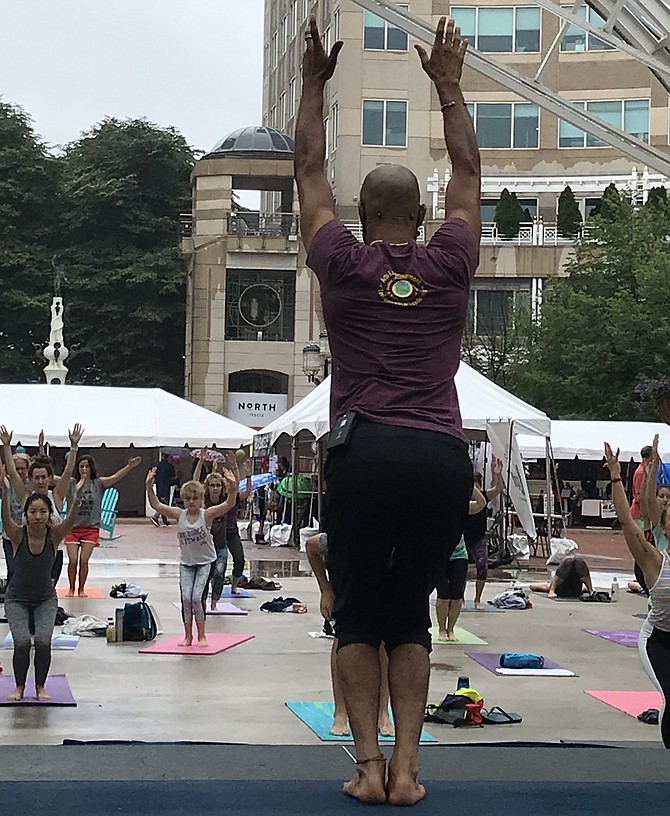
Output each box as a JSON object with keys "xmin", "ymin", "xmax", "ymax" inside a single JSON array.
[
  {"xmin": 324, "ymin": 418, "xmax": 473, "ymax": 653},
  {"xmin": 436, "ymin": 558, "xmax": 469, "ymax": 601}
]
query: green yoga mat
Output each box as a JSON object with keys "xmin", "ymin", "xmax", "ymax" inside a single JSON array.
[
  {"xmin": 430, "ymin": 626, "xmax": 487, "ymax": 645},
  {"xmin": 285, "ymin": 701, "xmax": 437, "ymax": 743}
]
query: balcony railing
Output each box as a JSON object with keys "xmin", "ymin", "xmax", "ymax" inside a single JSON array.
[
  {"xmin": 481, "ymin": 221, "xmax": 579, "ymax": 246},
  {"xmin": 227, "ymin": 211, "xmax": 299, "ymax": 239}
]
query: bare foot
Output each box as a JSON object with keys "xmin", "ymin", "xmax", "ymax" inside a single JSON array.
[
  {"xmin": 7, "ymin": 687, "xmax": 24, "ymax": 701},
  {"xmin": 231, "ymin": 588, "xmax": 241, "ymax": 595},
  {"xmin": 330, "ymin": 718, "xmax": 351, "ymax": 736},
  {"xmin": 197, "ymin": 636, "xmax": 208, "ymax": 646},
  {"xmin": 446, "ymin": 630, "xmax": 458, "ymax": 642},
  {"xmin": 36, "ymin": 686, "xmax": 51, "ymax": 701},
  {"xmin": 437, "ymin": 630, "xmax": 448, "ymax": 642},
  {"xmin": 387, "ymin": 764, "xmax": 426, "ymax": 806},
  {"xmin": 178, "ymin": 638, "xmax": 192, "ymax": 647},
  {"xmin": 378, "ymin": 719, "xmax": 395, "ymax": 737},
  {"xmin": 210, "ymin": 603, "xmax": 218, "ymax": 612},
  {"xmin": 474, "ymin": 601, "xmax": 481, "ymax": 610},
  {"xmin": 343, "ymin": 757, "xmax": 387, "ymax": 804},
  {"xmin": 65, "ymin": 590, "xmax": 75, "ymax": 598},
  {"xmin": 77, "ymin": 590, "xmax": 88, "ymax": 598}
]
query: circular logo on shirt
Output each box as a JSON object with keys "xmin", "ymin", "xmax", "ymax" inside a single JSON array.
[{"xmin": 378, "ymin": 270, "xmax": 427, "ymax": 307}]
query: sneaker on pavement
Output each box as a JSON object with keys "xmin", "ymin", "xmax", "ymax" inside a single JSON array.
[{"xmin": 151, "ymin": 517, "xmax": 160, "ymax": 528}]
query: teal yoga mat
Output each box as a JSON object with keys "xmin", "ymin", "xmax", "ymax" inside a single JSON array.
[{"xmin": 285, "ymin": 701, "xmax": 437, "ymax": 743}]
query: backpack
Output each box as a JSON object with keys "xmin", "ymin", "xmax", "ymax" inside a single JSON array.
[
  {"xmin": 425, "ymin": 693, "xmax": 484, "ymax": 728},
  {"xmin": 121, "ymin": 599, "xmax": 157, "ymax": 642},
  {"xmin": 499, "ymin": 652, "xmax": 544, "ymax": 669}
]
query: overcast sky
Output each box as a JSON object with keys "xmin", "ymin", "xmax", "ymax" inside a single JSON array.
[{"xmin": 1, "ymin": 0, "xmax": 264, "ymax": 157}]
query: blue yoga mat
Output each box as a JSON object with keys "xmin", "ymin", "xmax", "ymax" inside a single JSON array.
[
  {"xmin": 221, "ymin": 586, "xmax": 255, "ymax": 598},
  {"xmin": 286, "ymin": 701, "xmax": 437, "ymax": 743}
]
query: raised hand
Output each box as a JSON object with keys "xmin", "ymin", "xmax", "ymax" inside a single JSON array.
[
  {"xmin": 221, "ymin": 467, "xmax": 237, "ymax": 493},
  {"xmin": 415, "ymin": 17, "xmax": 468, "ymax": 90},
  {"xmin": 651, "ymin": 434, "xmax": 660, "ymax": 465},
  {"xmin": 69, "ymin": 423, "xmax": 84, "ymax": 447},
  {"xmin": 302, "ymin": 14, "xmax": 344, "ymax": 89},
  {"xmin": 38, "ymin": 429, "xmax": 45, "ymax": 450},
  {"xmin": 603, "ymin": 442, "xmax": 621, "ymax": 478},
  {"xmin": 199, "ymin": 446, "xmax": 209, "ymax": 463},
  {"xmin": 146, "ymin": 467, "xmax": 157, "ymax": 487},
  {"xmin": 0, "ymin": 425, "xmax": 13, "ymax": 446},
  {"xmin": 244, "ymin": 459, "xmax": 252, "ymax": 477},
  {"xmin": 128, "ymin": 456, "xmax": 142, "ymax": 469},
  {"xmin": 493, "ymin": 457, "xmax": 503, "ymax": 478}
]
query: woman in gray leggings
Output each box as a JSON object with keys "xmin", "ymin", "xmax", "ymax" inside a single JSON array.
[{"xmin": 1, "ymin": 470, "xmax": 83, "ymax": 701}]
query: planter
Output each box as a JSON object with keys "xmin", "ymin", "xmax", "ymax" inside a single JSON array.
[{"xmin": 655, "ymin": 397, "xmax": 670, "ymax": 425}]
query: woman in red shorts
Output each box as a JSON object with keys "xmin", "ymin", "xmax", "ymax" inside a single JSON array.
[{"xmin": 65, "ymin": 454, "xmax": 141, "ymax": 596}]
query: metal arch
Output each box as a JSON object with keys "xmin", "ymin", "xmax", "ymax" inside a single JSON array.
[{"xmin": 349, "ymin": 0, "xmax": 670, "ymax": 177}]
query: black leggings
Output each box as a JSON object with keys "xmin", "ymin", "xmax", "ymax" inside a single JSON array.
[
  {"xmin": 641, "ymin": 623, "xmax": 670, "ymax": 748},
  {"xmin": 436, "ymin": 559, "xmax": 469, "ymax": 601},
  {"xmin": 325, "ymin": 419, "xmax": 473, "ymax": 653},
  {"xmin": 225, "ymin": 532, "xmax": 245, "ymax": 579}
]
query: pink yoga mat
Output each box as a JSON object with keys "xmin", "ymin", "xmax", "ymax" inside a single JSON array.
[
  {"xmin": 172, "ymin": 602, "xmax": 248, "ymax": 616},
  {"xmin": 138, "ymin": 632, "xmax": 254, "ymax": 655},
  {"xmin": 0, "ymin": 674, "xmax": 76, "ymax": 706},
  {"xmin": 586, "ymin": 690, "xmax": 663, "ymax": 718},
  {"xmin": 57, "ymin": 586, "xmax": 105, "ymax": 599}
]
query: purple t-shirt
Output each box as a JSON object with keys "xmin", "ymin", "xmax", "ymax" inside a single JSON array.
[{"xmin": 307, "ymin": 217, "xmax": 479, "ymax": 442}]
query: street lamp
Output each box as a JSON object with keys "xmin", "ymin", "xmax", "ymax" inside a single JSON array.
[{"xmin": 302, "ymin": 330, "xmax": 331, "ymax": 385}]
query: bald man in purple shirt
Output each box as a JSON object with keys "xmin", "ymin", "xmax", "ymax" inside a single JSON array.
[{"xmin": 295, "ymin": 16, "xmax": 481, "ymax": 805}]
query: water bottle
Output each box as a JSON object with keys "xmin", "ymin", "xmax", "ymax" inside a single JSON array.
[
  {"xmin": 457, "ymin": 676, "xmax": 470, "ymax": 690},
  {"xmin": 611, "ymin": 577, "xmax": 619, "ymax": 603},
  {"xmin": 106, "ymin": 618, "xmax": 115, "ymax": 643}
]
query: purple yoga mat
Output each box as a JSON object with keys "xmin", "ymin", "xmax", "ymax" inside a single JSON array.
[
  {"xmin": 0, "ymin": 673, "xmax": 76, "ymax": 706},
  {"xmin": 585, "ymin": 629, "xmax": 639, "ymax": 648},
  {"xmin": 466, "ymin": 652, "xmax": 560, "ymax": 673}
]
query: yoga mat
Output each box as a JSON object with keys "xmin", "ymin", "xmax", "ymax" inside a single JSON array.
[
  {"xmin": 586, "ymin": 690, "xmax": 663, "ymax": 718},
  {"xmin": 585, "ymin": 629, "xmax": 639, "ymax": 648},
  {"xmin": 57, "ymin": 586, "xmax": 105, "ymax": 599},
  {"xmin": 172, "ymin": 602, "xmax": 247, "ymax": 616},
  {"xmin": 1, "ymin": 633, "xmax": 79, "ymax": 650},
  {"xmin": 285, "ymin": 701, "xmax": 437, "ymax": 743},
  {"xmin": 467, "ymin": 652, "xmax": 574, "ymax": 676},
  {"xmin": 430, "ymin": 626, "xmax": 487, "ymax": 645},
  {"xmin": 308, "ymin": 631, "xmax": 334, "ymax": 639},
  {"xmin": 221, "ymin": 586, "xmax": 255, "ymax": 599},
  {"xmin": 138, "ymin": 632, "xmax": 254, "ymax": 655},
  {"xmin": 0, "ymin": 673, "xmax": 76, "ymax": 705},
  {"xmin": 463, "ymin": 600, "xmax": 504, "ymax": 612}
]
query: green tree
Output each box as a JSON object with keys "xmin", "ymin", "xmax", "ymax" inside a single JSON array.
[
  {"xmin": 494, "ymin": 188, "xmax": 526, "ymax": 238},
  {"xmin": 557, "ymin": 185, "xmax": 582, "ymax": 237},
  {"xmin": 59, "ymin": 118, "xmax": 195, "ymax": 393},
  {"xmin": 0, "ymin": 100, "xmax": 60, "ymax": 382},
  {"xmin": 512, "ymin": 195, "xmax": 670, "ymax": 419},
  {"xmin": 646, "ymin": 186, "xmax": 668, "ymax": 215}
]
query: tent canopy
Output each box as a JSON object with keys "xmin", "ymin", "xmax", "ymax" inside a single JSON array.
[
  {"xmin": 518, "ymin": 420, "xmax": 670, "ymax": 463},
  {"xmin": 0, "ymin": 384, "xmax": 253, "ymax": 448},
  {"xmin": 257, "ymin": 363, "xmax": 550, "ymax": 445}
]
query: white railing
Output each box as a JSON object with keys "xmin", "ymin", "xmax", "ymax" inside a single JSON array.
[{"xmin": 481, "ymin": 221, "xmax": 578, "ymax": 246}]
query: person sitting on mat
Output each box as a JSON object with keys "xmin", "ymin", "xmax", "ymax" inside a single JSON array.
[
  {"xmin": 64, "ymin": 453, "xmax": 142, "ymax": 597},
  {"xmin": 306, "ymin": 531, "xmax": 394, "ymax": 737},
  {"xmin": 0, "ymin": 464, "xmax": 84, "ymax": 701},
  {"xmin": 146, "ymin": 467, "xmax": 237, "ymax": 647},
  {"xmin": 435, "ymin": 486, "xmax": 487, "ymax": 640},
  {"xmin": 605, "ymin": 441, "xmax": 670, "ymax": 748},
  {"xmin": 529, "ymin": 554, "xmax": 593, "ymax": 598}
]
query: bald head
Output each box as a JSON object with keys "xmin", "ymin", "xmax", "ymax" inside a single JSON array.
[{"xmin": 359, "ymin": 165, "xmax": 421, "ymax": 222}]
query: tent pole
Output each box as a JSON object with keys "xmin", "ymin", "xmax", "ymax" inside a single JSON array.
[
  {"xmin": 545, "ymin": 436, "xmax": 552, "ymax": 550},
  {"xmin": 291, "ymin": 435, "xmax": 298, "ymax": 546},
  {"xmin": 316, "ymin": 439, "xmax": 323, "ymax": 527}
]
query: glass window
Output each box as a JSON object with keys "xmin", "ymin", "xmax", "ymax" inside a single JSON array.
[
  {"xmin": 387, "ymin": 18, "xmax": 409, "ymax": 51},
  {"xmin": 586, "ymin": 100, "xmax": 622, "ymax": 147},
  {"xmin": 324, "ymin": 116, "xmax": 330, "ymax": 159},
  {"xmin": 476, "ymin": 103, "xmax": 513, "ymax": 148},
  {"xmin": 478, "ymin": 8, "xmax": 513, "ymax": 52},
  {"xmin": 364, "ymin": 6, "xmax": 409, "ymax": 51},
  {"xmin": 513, "ymin": 103, "xmax": 539, "ymax": 147},
  {"xmin": 225, "ymin": 271, "xmax": 296, "ymax": 342},
  {"xmin": 481, "ymin": 198, "xmax": 537, "ymax": 222},
  {"xmin": 624, "ymin": 99, "xmax": 650, "ymax": 142},
  {"xmin": 561, "ymin": 4, "xmax": 614, "ymax": 51},
  {"xmin": 559, "ymin": 118, "xmax": 585, "ymax": 147},
  {"xmin": 362, "ymin": 100, "xmax": 384, "ymax": 145},
  {"xmin": 476, "ymin": 290, "xmax": 514, "ymax": 336},
  {"xmin": 332, "ymin": 103, "xmax": 339, "ymax": 151},
  {"xmin": 515, "ymin": 7, "xmax": 540, "ymax": 52},
  {"xmin": 385, "ymin": 101, "xmax": 408, "ymax": 146},
  {"xmin": 451, "ymin": 7, "xmax": 476, "ymax": 43}
]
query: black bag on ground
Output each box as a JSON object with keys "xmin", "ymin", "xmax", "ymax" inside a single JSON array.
[
  {"xmin": 121, "ymin": 599, "xmax": 157, "ymax": 641},
  {"xmin": 581, "ymin": 591, "xmax": 611, "ymax": 603},
  {"xmin": 424, "ymin": 694, "xmax": 470, "ymax": 727}
]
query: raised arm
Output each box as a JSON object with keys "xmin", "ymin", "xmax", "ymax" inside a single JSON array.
[
  {"xmin": 100, "ymin": 456, "xmax": 142, "ymax": 488},
  {"xmin": 644, "ymin": 435, "xmax": 662, "ymax": 529},
  {"xmin": 604, "ymin": 442, "xmax": 662, "ymax": 587},
  {"xmin": 469, "ymin": 485, "xmax": 487, "ymax": 514},
  {"xmin": 0, "ymin": 425, "xmax": 29, "ymax": 503},
  {"xmin": 238, "ymin": 458, "xmax": 253, "ymax": 502},
  {"xmin": 38, "ymin": 429, "xmax": 46, "ymax": 457},
  {"xmin": 485, "ymin": 457, "xmax": 505, "ymax": 502},
  {"xmin": 415, "ymin": 18, "xmax": 480, "ymax": 234},
  {"xmin": 53, "ymin": 423, "xmax": 84, "ymax": 508},
  {"xmin": 145, "ymin": 468, "xmax": 181, "ymax": 522},
  {"xmin": 193, "ymin": 447, "xmax": 208, "ymax": 483},
  {"xmin": 51, "ymin": 479, "xmax": 86, "ymax": 545},
  {"xmin": 204, "ymin": 468, "xmax": 238, "ymax": 526},
  {"xmin": 294, "ymin": 16, "xmax": 343, "ymax": 251},
  {"xmin": 0, "ymin": 465, "xmax": 23, "ymax": 548}
]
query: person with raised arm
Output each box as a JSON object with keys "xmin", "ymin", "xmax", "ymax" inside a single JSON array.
[
  {"xmin": 604, "ymin": 442, "xmax": 670, "ymax": 748},
  {"xmin": 295, "ymin": 15, "xmax": 480, "ymax": 805}
]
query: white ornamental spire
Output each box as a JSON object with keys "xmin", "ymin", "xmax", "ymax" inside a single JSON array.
[{"xmin": 43, "ymin": 264, "xmax": 69, "ymax": 384}]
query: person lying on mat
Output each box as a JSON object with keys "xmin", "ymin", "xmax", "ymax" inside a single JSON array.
[
  {"xmin": 529, "ymin": 554, "xmax": 593, "ymax": 599},
  {"xmin": 605, "ymin": 442, "xmax": 670, "ymax": 749},
  {"xmin": 146, "ymin": 468, "xmax": 237, "ymax": 647},
  {"xmin": 306, "ymin": 531, "xmax": 394, "ymax": 738},
  {"xmin": 435, "ymin": 485, "xmax": 487, "ymax": 640},
  {"xmin": 0, "ymin": 464, "xmax": 84, "ymax": 701}
]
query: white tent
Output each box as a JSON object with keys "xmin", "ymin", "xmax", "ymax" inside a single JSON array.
[
  {"xmin": 518, "ymin": 420, "xmax": 670, "ymax": 462},
  {"xmin": 257, "ymin": 362, "xmax": 550, "ymax": 445},
  {"xmin": 0, "ymin": 384, "xmax": 253, "ymax": 448}
]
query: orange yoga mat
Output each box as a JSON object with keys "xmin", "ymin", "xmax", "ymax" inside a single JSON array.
[
  {"xmin": 57, "ymin": 586, "xmax": 105, "ymax": 599},
  {"xmin": 585, "ymin": 689, "xmax": 663, "ymax": 718}
]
